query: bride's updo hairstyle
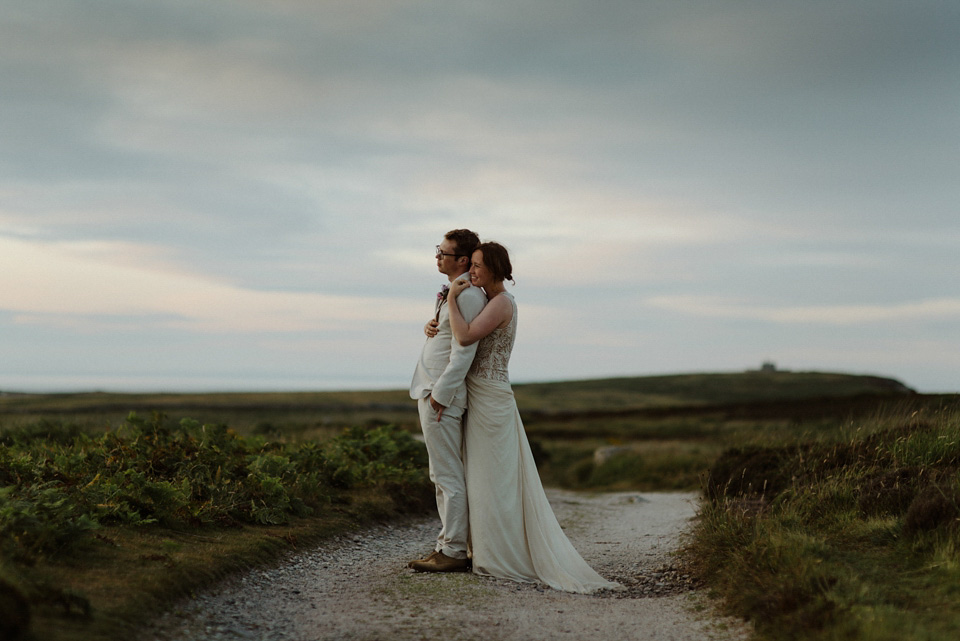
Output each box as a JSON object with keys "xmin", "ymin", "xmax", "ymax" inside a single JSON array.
[{"xmin": 477, "ymin": 241, "xmax": 514, "ymax": 284}]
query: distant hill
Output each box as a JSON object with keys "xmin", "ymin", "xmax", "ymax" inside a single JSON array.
[
  {"xmin": 1, "ymin": 371, "xmax": 918, "ymax": 432},
  {"xmin": 512, "ymin": 371, "xmax": 914, "ymax": 412}
]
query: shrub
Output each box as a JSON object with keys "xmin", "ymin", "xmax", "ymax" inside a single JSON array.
[
  {"xmin": 0, "ymin": 415, "xmax": 429, "ymax": 561},
  {"xmin": 904, "ymin": 482, "xmax": 960, "ymax": 535},
  {"xmin": 857, "ymin": 467, "xmax": 923, "ymax": 517},
  {"xmin": 0, "ymin": 483, "xmax": 99, "ymax": 561},
  {"xmin": 704, "ymin": 445, "xmax": 795, "ymax": 501}
]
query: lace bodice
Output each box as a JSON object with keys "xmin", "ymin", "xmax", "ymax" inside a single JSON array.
[{"xmin": 469, "ymin": 293, "xmax": 517, "ymax": 383}]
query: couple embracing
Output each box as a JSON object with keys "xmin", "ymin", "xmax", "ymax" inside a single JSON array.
[{"xmin": 409, "ymin": 229, "xmax": 618, "ymax": 594}]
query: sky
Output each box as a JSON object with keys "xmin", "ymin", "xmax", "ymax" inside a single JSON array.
[{"xmin": 1, "ymin": 0, "xmax": 958, "ymax": 394}]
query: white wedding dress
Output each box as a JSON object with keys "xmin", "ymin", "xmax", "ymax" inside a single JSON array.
[{"xmin": 463, "ymin": 292, "xmax": 618, "ymax": 593}]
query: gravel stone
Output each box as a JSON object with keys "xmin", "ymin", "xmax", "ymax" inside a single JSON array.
[{"xmin": 142, "ymin": 490, "xmax": 751, "ymax": 641}]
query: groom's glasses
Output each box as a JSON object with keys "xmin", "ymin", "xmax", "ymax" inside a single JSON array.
[{"xmin": 436, "ymin": 246, "xmax": 460, "ymax": 259}]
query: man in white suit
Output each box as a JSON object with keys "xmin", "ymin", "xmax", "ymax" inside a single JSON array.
[{"xmin": 408, "ymin": 229, "xmax": 487, "ymax": 572}]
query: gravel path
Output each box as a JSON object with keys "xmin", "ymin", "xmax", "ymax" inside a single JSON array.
[{"xmin": 143, "ymin": 490, "xmax": 751, "ymax": 641}]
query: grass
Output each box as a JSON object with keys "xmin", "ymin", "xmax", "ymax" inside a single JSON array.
[
  {"xmin": 0, "ymin": 370, "xmax": 912, "ymax": 437},
  {"xmin": 1, "ymin": 370, "xmax": 954, "ymax": 641},
  {"xmin": 535, "ymin": 438, "xmax": 724, "ymax": 491},
  {"xmin": 0, "ymin": 389, "xmax": 419, "ymax": 444},
  {"xmin": 688, "ymin": 404, "xmax": 960, "ymax": 640}
]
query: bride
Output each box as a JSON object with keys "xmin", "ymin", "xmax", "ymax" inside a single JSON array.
[{"xmin": 446, "ymin": 241, "xmax": 618, "ymax": 594}]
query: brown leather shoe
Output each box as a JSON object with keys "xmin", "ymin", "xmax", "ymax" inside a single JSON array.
[
  {"xmin": 409, "ymin": 551, "xmax": 469, "ymax": 573},
  {"xmin": 407, "ymin": 550, "xmax": 440, "ymax": 569}
]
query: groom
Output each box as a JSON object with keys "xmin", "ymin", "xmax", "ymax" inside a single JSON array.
[{"xmin": 408, "ymin": 229, "xmax": 486, "ymax": 572}]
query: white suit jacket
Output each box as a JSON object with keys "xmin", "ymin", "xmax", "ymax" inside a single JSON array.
[{"xmin": 409, "ymin": 277, "xmax": 487, "ymax": 409}]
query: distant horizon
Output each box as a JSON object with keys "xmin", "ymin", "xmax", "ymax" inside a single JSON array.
[{"xmin": 2, "ymin": 368, "xmax": 953, "ymax": 397}]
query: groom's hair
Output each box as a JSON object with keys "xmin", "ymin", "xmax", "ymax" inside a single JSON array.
[
  {"xmin": 476, "ymin": 242, "xmax": 513, "ymax": 283},
  {"xmin": 445, "ymin": 229, "xmax": 480, "ymax": 258}
]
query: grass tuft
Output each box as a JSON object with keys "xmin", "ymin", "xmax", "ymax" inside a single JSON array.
[{"xmin": 687, "ymin": 406, "xmax": 960, "ymax": 640}]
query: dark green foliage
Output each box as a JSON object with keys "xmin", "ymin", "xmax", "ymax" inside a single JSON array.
[
  {"xmin": 857, "ymin": 467, "xmax": 924, "ymax": 517},
  {"xmin": 593, "ymin": 449, "xmax": 705, "ymax": 490},
  {"xmin": 691, "ymin": 410, "xmax": 960, "ymax": 639},
  {"xmin": 324, "ymin": 425, "xmax": 429, "ymax": 490},
  {"xmin": 0, "ymin": 484, "xmax": 99, "ymax": 562},
  {"xmin": 703, "ymin": 422, "xmax": 953, "ymax": 512},
  {"xmin": 0, "ymin": 413, "xmax": 429, "ymax": 561},
  {"xmin": 705, "ymin": 445, "xmax": 795, "ymax": 501},
  {"xmin": 904, "ymin": 483, "xmax": 960, "ymax": 534},
  {"xmin": 0, "ymin": 420, "xmax": 89, "ymax": 447}
]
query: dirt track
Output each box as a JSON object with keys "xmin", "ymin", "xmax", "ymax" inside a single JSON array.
[{"xmin": 144, "ymin": 489, "xmax": 751, "ymax": 641}]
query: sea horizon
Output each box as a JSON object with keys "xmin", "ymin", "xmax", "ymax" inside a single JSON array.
[{"xmin": 0, "ymin": 374, "xmax": 410, "ymax": 395}]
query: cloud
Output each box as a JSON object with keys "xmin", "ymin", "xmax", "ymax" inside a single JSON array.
[
  {"xmin": 646, "ymin": 295, "xmax": 960, "ymax": 325},
  {"xmin": 1, "ymin": 1, "xmax": 958, "ymax": 393},
  {"xmin": 0, "ymin": 235, "xmax": 422, "ymax": 333}
]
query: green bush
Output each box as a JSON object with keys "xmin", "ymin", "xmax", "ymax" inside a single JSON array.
[{"xmin": 0, "ymin": 414, "xmax": 429, "ymax": 561}]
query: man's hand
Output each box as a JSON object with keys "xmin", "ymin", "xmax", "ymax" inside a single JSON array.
[
  {"xmin": 424, "ymin": 319, "xmax": 439, "ymax": 338},
  {"xmin": 429, "ymin": 394, "xmax": 446, "ymax": 421}
]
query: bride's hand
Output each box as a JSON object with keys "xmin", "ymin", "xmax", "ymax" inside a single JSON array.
[{"xmin": 448, "ymin": 278, "xmax": 471, "ymax": 297}]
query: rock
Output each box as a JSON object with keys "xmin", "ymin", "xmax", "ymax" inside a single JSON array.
[{"xmin": 593, "ymin": 446, "xmax": 633, "ymax": 465}]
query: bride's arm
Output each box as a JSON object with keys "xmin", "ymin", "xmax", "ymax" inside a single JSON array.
[{"xmin": 448, "ymin": 284, "xmax": 510, "ymax": 346}]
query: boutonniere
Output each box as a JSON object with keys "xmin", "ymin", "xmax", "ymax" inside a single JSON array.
[{"xmin": 435, "ymin": 284, "xmax": 450, "ymax": 321}]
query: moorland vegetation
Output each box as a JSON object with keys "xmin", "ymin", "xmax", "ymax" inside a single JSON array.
[
  {"xmin": 1, "ymin": 370, "xmax": 957, "ymax": 641},
  {"xmin": 0, "ymin": 412, "xmax": 432, "ymax": 641},
  {"xmin": 693, "ymin": 403, "xmax": 960, "ymax": 640}
]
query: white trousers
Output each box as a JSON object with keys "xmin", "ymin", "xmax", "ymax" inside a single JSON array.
[{"xmin": 417, "ymin": 397, "xmax": 468, "ymax": 559}]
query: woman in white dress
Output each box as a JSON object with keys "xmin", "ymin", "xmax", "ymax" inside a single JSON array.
[{"xmin": 446, "ymin": 242, "xmax": 618, "ymax": 594}]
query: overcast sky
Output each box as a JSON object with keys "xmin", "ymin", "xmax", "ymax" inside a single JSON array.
[{"xmin": 2, "ymin": 0, "xmax": 958, "ymax": 394}]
